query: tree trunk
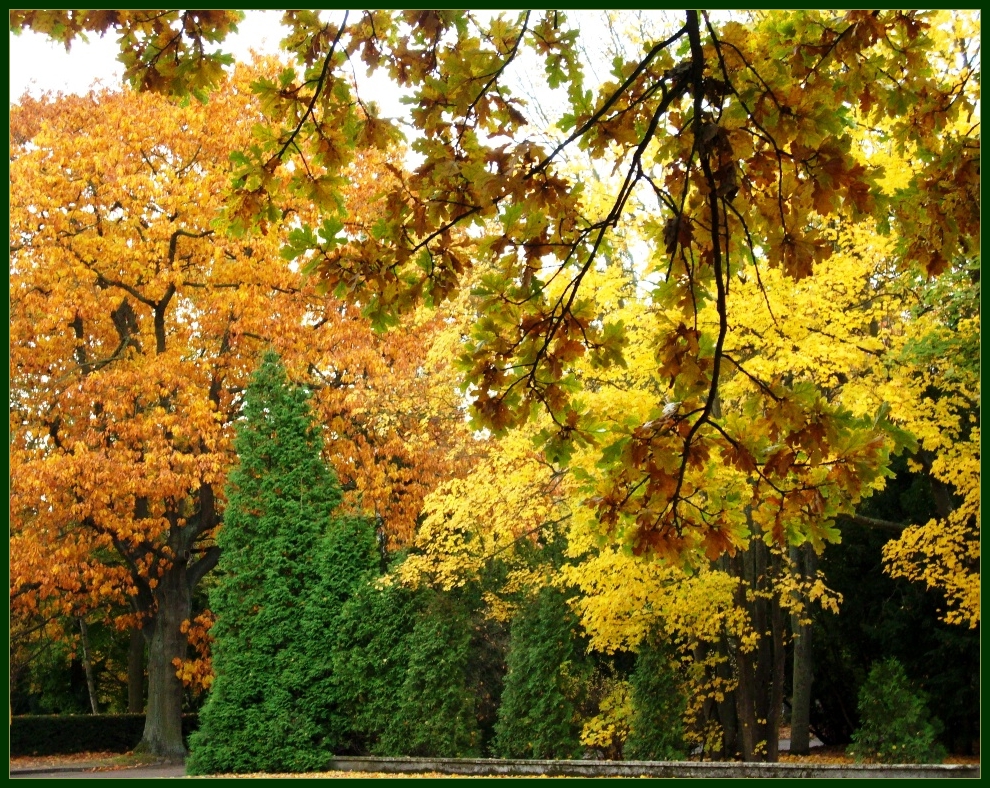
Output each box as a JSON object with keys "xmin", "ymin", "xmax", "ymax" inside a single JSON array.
[
  {"xmin": 788, "ymin": 544, "xmax": 815, "ymax": 755},
  {"xmin": 730, "ymin": 551, "xmax": 759, "ymax": 761},
  {"xmin": 128, "ymin": 625, "xmax": 145, "ymax": 713},
  {"xmin": 727, "ymin": 539, "xmax": 786, "ymax": 762},
  {"xmin": 714, "ymin": 647, "xmax": 739, "ymax": 758},
  {"xmin": 767, "ymin": 550, "xmax": 786, "ymax": 763},
  {"xmin": 138, "ymin": 565, "xmax": 192, "ymax": 761},
  {"xmin": 711, "ymin": 559, "xmax": 739, "ymax": 760},
  {"xmin": 77, "ymin": 617, "xmax": 100, "ymax": 715}
]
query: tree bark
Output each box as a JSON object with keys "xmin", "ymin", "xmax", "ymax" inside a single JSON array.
[
  {"xmin": 767, "ymin": 550, "xmax": 786, "ymax": 763},
  {"xmin": 128, "ymin": 625, "xmax": 145, "ymax": 713},
  {"xmin": 78, "ymin": 617, "xmax": 100, "ymax": 715},
  {"xmin": 726, "ymin": 538, "xmax": 786, "ymax": 762},
  {"xmin": 730, "ymin": 551, "xmax": 759, "ymax": 761},
  {"xmin": 138, "ymin": 563, "xmax": 192, "ymax": 761},
  {"xmin": 713, "ymin": 643, "xmax": 739, "ymax": 758},
  {"xmin": 788, "ymin": 544, "xmax": 815, "ymax": 755},
  {"xmin": 120, "ymin": 493, "xmax": 218, "ymax": 759}
]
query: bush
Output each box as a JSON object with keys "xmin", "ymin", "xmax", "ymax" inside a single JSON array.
[{"xmin": 847, "ymin": 658, "xmax": 946, "ymax": 764}]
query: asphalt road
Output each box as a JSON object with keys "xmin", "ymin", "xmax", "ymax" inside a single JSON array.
[{"xmin": 11, "ymin": 764, "xmax": 188, "ymax": 779}]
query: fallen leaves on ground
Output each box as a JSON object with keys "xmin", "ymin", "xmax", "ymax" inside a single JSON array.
[{"xmin": 11, "ymin": 746, "xmax": 979, "ymax": 775}]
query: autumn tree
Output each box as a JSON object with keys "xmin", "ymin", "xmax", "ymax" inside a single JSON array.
[
  {"xmin": 876, "ymin": 264, "xmax": 980, "ymax": 629},
  {"xmin": 17, "ymin": 8, "xmax": 977, "ymax": 567},
  {"xmin": 13, "ymin": 9, "xmax": 979, "ymax": 760},
  {"xmin": 9, "ymin": 68, "xmax": 470, "ymax": 758}
]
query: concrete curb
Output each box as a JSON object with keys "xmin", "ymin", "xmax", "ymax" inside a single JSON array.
[
  {"xmin": 12, "ymin": 764, "xmax": 123, "ymax": 775},
  {"xmin": 11, "ymin": 757, "xmax": 980, "ymax": 779},
  {"xmin": 328, "ymin": 756, "xmax": 980, "ymax": 779}
]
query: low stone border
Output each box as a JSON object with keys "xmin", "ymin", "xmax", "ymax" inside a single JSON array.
[
  {"xmin": 329, "ymin": 756, "xmax": 980, "ymax": 779},
  {"xmin": 11, "ymin": 765, "xmax": 106, "ymax": 775},
  {"xmin": 11, "ymin": 756, "xmax": 980, "ymax": 779}
]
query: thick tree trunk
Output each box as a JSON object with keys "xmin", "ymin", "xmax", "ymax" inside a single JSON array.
[
  {"xmin": 138, "ymin": 566, "xmax": 192, "ymax": 761},
  {"xmin": 77, "ymin": 617, "xmax": 100, "ymax": 715},
  {"xmin": 727, "ymin": 539, "xmax": 786, "ymax": 762},
  {"xmin": 128, "ymin": 625, "xmax": 145, "ymax": 713},
  {"xmin": 788, "ymin": 544, "xmax": 815, "ymax": 755},
  {"xmin": 730, "ymin": 551, "xmax": 759, "ymax": 761},
  {"xmin": 713, "ymin": 648, "xmax": 739, "ymax": 758},
  {"xmin": 711, "ymin": 559, "xmax": 739, "ymax": 760}
]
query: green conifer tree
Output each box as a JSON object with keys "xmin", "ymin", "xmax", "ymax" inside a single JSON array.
[
  {"xmin": 492, "ymin": 586, "xmax": 588, "ymax": 759},
  {"xmin": 848, "ymin": 658, "xmax": 947, "ymax": 764},
  {"xmin": 187, "ymin": 350, "xmax": 374, "ymax": 774},
  {"xmin": 330, "ymin": 575, "xmax": 422, "ymax": 754},
  {"xmin": 624, "ymin": 631, "xmax": 689, "ymax": 761},
  {"xmin": 379, "ymin": 591, "xmax": 481, "ymax": 757}
]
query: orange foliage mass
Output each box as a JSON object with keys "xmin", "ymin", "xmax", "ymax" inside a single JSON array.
[{"xmin": 10, "ymin": 61, "xmax": 471, "ymax": 679}]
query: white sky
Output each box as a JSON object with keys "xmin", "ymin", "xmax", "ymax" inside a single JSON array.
[
  {"xmin": 9, "ymin": 11, "xmax": 286, "ymax": 101},
  {"xmin": 8, "ymin": 10, "xmax": 673, "ymax": 119}
]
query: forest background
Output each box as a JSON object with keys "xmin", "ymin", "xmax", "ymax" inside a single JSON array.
[{"xmin": 9, "ymin": 8, "xmax": 980, "ymax": 769}]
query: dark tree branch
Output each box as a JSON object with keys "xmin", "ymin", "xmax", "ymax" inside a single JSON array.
[
  {"xmin": 187, "ymin": 544, "xmax": 221, "ymax": 592},
  {"xmin": 837, "ymin": 513, "xmax": 908, "ymax": 533}
]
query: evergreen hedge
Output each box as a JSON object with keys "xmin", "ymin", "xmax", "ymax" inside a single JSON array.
[
  {"xmin": 492, "ymin": 586, "xmax": 589, "ymax": 759},
  {"xmin": 624, "ymin": 632, "xmax": 689, "ymax": 760},
  {"xmin": 380, "ymin": 592, "xmax": 481, "ymax": 757}
]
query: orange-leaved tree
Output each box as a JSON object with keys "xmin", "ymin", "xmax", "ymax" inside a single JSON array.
[
  {"xmin": 13, "ymin": 7, "xmax": 978, "ymax": 590},
  {"xmin": 9, "ymin": 65, "xmax": 470, "ymax": 757}
]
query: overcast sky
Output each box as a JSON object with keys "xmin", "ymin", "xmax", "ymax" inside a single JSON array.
[
  {"xmin": 9, "ymin": 10, "xmax": 685, "ymax": 148},
  {"xmin": 9, "ymin": 11, "xmax": 285, "ymax": 100}
]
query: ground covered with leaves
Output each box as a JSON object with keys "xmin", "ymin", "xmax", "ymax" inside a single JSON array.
[{"xmin": 11, "ymin": 745, "xmax": 979, "ymax": 776}]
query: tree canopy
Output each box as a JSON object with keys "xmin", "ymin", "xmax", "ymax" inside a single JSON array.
[
  {"xmin": 9, "ymin": 8, "xmax": 980, "ymax": 764},
  {"xmin": 12, "ymin": 9, "xmax": 977, "ymax": 568},
  {"xmin": 9, "ymin": 61, "xmax": 473, "ymax": 757}
]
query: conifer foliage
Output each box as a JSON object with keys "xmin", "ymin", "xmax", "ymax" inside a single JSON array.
[
  {"xmin": 381, "ymin": 592, "xmax": 481, "ymax": 757},
  {"xmin": 624, "ymin": 632, "xmax": 689, "ymax": 761},
  {"xmin": 492, "ymin": 586, "xmax": 589, "ymax": 759},
  {"xmin": 847, "ymin": 659, "xmax": 947, "ymax": 764},
  {"xmin": 188, "ymin": 350, "xmax": 372, "ymax": 774}
]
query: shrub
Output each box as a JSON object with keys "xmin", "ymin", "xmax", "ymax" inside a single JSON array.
[{"xmin": 847, "ymin": 658, "xmax": 946, "ymax": 764}]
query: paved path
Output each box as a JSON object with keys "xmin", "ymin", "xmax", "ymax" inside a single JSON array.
[{"xmin": 11, "ymin": 764, "xmax": 188, "ymax": 779}]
